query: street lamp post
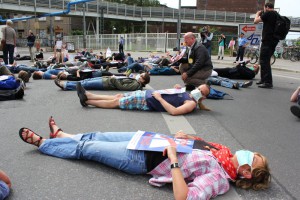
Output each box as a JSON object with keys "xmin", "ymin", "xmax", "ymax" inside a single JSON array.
[
  {"xmin": 177, "ymin": 0, "xmax": 182, "ymax": 51},
  {"xmin": 112, "ymin": 26, "xmax": 116, "ymax": 34},
  {"xmin": 83, "ymin": 3, "xmax": 87, "ymax": 49}
]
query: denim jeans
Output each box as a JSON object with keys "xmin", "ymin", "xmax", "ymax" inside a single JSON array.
[
  {"xmin": 64, "ymin": 77, "xmax": 104, "ymax": 90},
  {"xmin": 208, "ymin": 76, "xmax": 242, "ymax": 89},
  {"xmin": 39, "ymin": 132, "xmax": 148, "ymax": 174},
  {"xmin": 118, "ymin": 63, "xmax": 144, "ymax": 73}
]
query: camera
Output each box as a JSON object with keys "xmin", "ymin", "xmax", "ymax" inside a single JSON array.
[
  {"xmin": 259, "ymin": 10, "xmax": 264, "ymax": 16},
  {"xmin": 201, "ymin": 27, "xmax": 207, "ymax": 34}
]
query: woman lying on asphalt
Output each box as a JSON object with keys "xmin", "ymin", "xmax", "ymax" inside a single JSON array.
[
  {"xmin": 76, "ymin": 83, "xmax": 210, "ymax": 116},
  {"xmin": 19, "ymin": 117, "xmax": 271, "ymax": 200}
]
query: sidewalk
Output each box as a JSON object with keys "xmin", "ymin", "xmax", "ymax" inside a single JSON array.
[
  {"xmin": 210, "ymin": 54, "xmax": 300, "ymax": 73},
  {"xmin": 15, "ymin": 47, "xmax": 300, "ymax": 73}
]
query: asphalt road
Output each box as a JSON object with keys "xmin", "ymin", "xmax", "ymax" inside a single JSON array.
[{"xmin": 1, "ymin": 51, "xmax": 300, "ymax": 200}]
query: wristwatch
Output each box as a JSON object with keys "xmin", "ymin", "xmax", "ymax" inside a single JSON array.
[{"xmin": 170, "ymin": 163, "xmax": 180, "ymax": 169}]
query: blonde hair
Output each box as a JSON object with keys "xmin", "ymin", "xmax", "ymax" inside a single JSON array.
[{"xmin": 235, "ymin": 153, "xmax": 271, "ymax": 190}]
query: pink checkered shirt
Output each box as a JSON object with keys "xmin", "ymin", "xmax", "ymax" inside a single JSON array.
[{"xmin": 148, "ymin": 150, "xmax": 231, "ymax": 200}]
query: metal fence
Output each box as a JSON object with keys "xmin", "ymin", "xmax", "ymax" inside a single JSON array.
[{"xmin": 63, "ymin": 33, "xmax": 203, "ymax": 52}]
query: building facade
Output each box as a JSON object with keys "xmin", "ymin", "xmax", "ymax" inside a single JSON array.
[{"xmin": 197, "ymin": 0, "xmax": 275, "ymax": 13}]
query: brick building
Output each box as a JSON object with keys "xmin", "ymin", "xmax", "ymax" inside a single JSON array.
[{"xmin": 197, "ymin": 0, "xmax": 275, "ymax": 13}]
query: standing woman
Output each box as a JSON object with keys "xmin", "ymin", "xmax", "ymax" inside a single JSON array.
[
  {"xmin": 217, "ymin": 34, "xmax": 226, "ymax": 60},
  {"xmin": 1, "ymin": 20, "xmax": 17, "ymax": 64},
  {"xmin": 228, "ymin": 37, "xmax": 236, "ymax": 57},
  {"xmin": 27, "ymin": 30, "xmax": 36, "ymax": 62}
]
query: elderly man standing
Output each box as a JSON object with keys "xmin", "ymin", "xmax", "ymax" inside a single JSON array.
[
  {"xmin": 1, "ymin": 20, "xmax": 17, "ymax": 65},
  {"xmin": 180, "ymin": 32, "xmax": 213, "ymax": 90}
]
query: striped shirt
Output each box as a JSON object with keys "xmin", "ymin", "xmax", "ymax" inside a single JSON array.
[
  {"xmin": 1, "ymin": 26, "xmax": 16, "ymax": 45},
  {"xmin": 148, "ymin": 150, "xmax": 231, "ymax": 200}
]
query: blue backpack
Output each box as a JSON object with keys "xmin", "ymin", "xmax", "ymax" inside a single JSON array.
[
  {"xmin": 0, "ymin": 76, "xmax": 20, "ymax": 90},
  {"xmin": 0, "ymin": 76, "xmax": 24, "ymax": 101}
]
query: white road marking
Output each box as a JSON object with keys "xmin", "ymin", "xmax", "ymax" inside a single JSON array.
[{"xmin": 147, "ymin": 85, "xmax": 196, "ymax": 135}]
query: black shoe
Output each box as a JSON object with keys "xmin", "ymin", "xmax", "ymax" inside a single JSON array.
[
  {"xmin": 258, "ymin": 83, "xmax": 273, "ymax": 89},
  {"xmin": 290, "ymin": 105, "xmax": 300, "ymax": 118},
  {"xmin": 242, "ymin": 81, "xmax": 253, "ymax": 88},
  {"xmin": 256, "ymin": 80, "xmax": 264, "ymax": 85},
  {"xmin": 185, "ymin": 85, "xmax": 195, "ymax": 91},
  {"xmin": 232, "ymin": 83, "xmax": 240, "ymax": 89},
  {"xmin": 76, "ymin": 82, "xmax": 88, "ymax": 107},
  {"xmin": 54, "ymin": 79, "xmax": 63, "ymax": 90}
]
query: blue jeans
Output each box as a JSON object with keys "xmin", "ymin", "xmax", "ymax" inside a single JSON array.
[
  {"xmin": 149, "ymin": 67, "xmax": 178, "ymax": 75},
  {"xmin": 7, "ymin": 65, "xmax": 42, "ymax": 73},
  {"xmin": 64, "ymin": 77, "xmax": 104, "ymax": 90},
  {"xmin": 38, "ymin": 132, "xmax": 148, "ymax": 174},
  {"xmin": 118, "ymin": 63, "xmax": 144, "ymax": 73},
  {"xmin": 208, "ymin": 76, "xmax": 243, "ymax": 89}
]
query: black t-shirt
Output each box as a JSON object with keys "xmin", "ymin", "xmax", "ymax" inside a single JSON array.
[{"xmin": 261, "ymin": 11, "xmax": 277, "ymax": 42}]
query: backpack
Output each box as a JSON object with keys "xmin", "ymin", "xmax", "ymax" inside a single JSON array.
[
  {"xmin": 0, "ymin": 76, "xmax": 25, "ymax": 101},
  {"xmin": 273, "ymin": 13, "xmax": 291, "ymax": 40}
]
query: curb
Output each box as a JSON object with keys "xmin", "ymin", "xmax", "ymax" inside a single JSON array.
[{"xmin": 212, "ymin": 60, "xmax": 300, "ymax": 73}]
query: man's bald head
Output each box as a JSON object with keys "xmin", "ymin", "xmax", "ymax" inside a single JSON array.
[{"xmin": 184, "ymin": 32, "xmax": 196, "ymax": 47}]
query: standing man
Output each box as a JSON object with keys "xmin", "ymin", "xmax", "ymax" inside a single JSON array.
[
  {"xmin": 180, "ymin": 32, "xmax": 213, "ymax": 90},
  {"xmin": 119, "ymin": 36, "xmax": 124, "ymax": 54},
  {"xmin": 254, "ymin": 2, "xmax": 279, "ymax": 89},
  {"xmin": 1, "ymin": 20, "xmax": 16, "ymax": 65},
  {"xmin": 27, "ymin": 30, "xmax": 36, "ymax": 62},
  {"xmin": 200, "ymin": 25, "xmax": 213, "ymax": 57},
  {"xmin": 235, "ymin": 33, "xmax": 248, "ymax": 63}
]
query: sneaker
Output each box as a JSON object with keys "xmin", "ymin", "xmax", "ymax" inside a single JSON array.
[
  {"xmin": 232, "ymin": 83, "xmax": 240, "ymax": 89},
  {"xmin": 242, "ymin": 81, "xmax": 253, "ymax": 88},
  {"xmin": 290, "ymin": 105, "xmax": 300, "ymax": 118}
]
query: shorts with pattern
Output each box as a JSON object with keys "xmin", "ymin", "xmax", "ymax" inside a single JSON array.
[{"xmin": 119, "ymin": 90, "xmax": 150, "ymax": 111}]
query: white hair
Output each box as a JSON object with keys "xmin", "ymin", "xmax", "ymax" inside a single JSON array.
[{"xmin": 6, "ymin": 20, "xmax": 13, "ymax": 26}]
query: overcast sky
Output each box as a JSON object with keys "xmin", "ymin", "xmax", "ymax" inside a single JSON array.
[{"xmin": 159, "ymin": 0, "xmax": 300, "ymax": 39}]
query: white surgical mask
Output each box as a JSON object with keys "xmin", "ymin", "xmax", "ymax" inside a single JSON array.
[
  {"xmin": 236, "ymin": 150, "xmax": 254, "ymax": 176},
  {"xmin": 135, "ymin": 74, "xmax": 141, "ymax": 81},
  {"xmin": 191, "ymin": 89, "xmax": 202, "ymax": 102}
]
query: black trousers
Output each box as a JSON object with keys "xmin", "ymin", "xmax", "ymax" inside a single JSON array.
[
  {"xmin": 3, "ymin": 44, "xmax": 15, "ymax": 64},
  {"xmin": 259, "ymin": 40, "xmax": 278, "ymax": 84},
  {"xmin": 236, "ymin": 46, "xmax": 245, "ymax": 61},
  {"xmin": 119, "ymin": 44, "xmax": 124, "ymax": 54}
]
